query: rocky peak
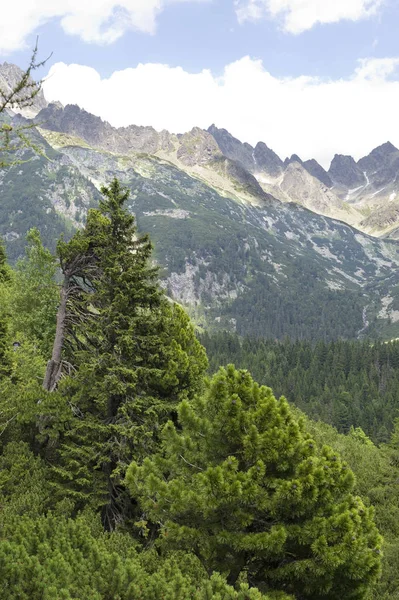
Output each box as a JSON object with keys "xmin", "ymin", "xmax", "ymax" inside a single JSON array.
[
  {"xmin": 357, "ymin": 141, "xmax": 399, "ymax": 177},
  {"xmin": 37, "ymin": 103, "xmax": 176, "ymax": 155},
  {"xmin": 207, "ymin": 124, "xmax": 255, "ymax": 171},
  {"xmin": 328, "ymin": 154, "xmax": 366, "ymax": 188},
  {"xmin": 284, "ymin": 154, "xmax": 302, "ymax": 167},
  {"xmin": 253, "ymin": 142, "xmax": 284, "ymax": 177},
  {"xmin": 177, "ymin": 127, "xmax": 222, "ymax": 167},
  {"xmin": 0, "ymin": 61, "xmax": 47, "ymax": 117},
  {"xmin": 302, "ymin": 159, "xmax": 333, "ymax": 188}
]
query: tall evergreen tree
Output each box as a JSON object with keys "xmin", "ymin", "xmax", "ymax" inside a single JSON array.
[
  {"xmin": 48, "ymin": 179, "xmax": 207, "ymax": 528},
  {"xmin": 127, "ymin": 365, "xmax": 382, "ymax": 599}
]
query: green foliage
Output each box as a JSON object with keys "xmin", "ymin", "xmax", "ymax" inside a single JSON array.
[
  {"xmin": 0, "ymin": 237, "xmax": 11, "ymax": 285},
  {"xmin": 201, "ymin": 333, "xmax": 399, "ymax": 441},
  {"xmin": 0, "ymin": 441, "xmax": 52, "ymax": 520},
  {"xmin": 8, "ymin": 228, "xmax": 58, "ymax": 355},
  {"xmin": 127, "ymin": 365, "xmax": 382, "ymax": 600},
  {"xmin": 48, "ymin": 179, "xmax": 208, "ymax": 526},
  {"xmin": 0, "ymin": 177, "xmax": 392, "ymax": 599},
  {"xmin": 0, "ymin": 445, "xmax": 278, "ymax": 600},
  {"xmin": 299, "ymin": 414, "xmax": 399, "ymax": 599},
  {"xmin": 0, "ymin": 511, "xmax": 282, "ymax": 600},
  {"xmin": 0, "ymin": 316, "xmax": 11, "ymax": 380}
]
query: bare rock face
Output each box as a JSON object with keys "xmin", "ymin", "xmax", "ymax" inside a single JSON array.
[
  {"xmin": 207, "ymin": 125, "xmax": 284, "ymax": 178},
  {"xmin": 253, "ymin": 142, "xmax": 284, "ymax": 177},
  {"xmin": 328, "ymin": 154, "xmax": 366, "ymax": 188},
  {"xmin": 357, "ymin": 142, "xmax": 399, "ymax": 188},
  {"xmin": 177, "ymin": 127, "xmax": 222, "ymax": 166},
  {"xmin": 207, "ymin": 124, "xmax": 255, "ymax": 171},
  {"xmin": 284, "ymin": 154, "xmax": 303, "ymax": 167},
  {"xmin": 0, "ymin": 62, "xmax": 47, "ymax": 117},
  {"xmin": 361, "ymin": 203, "xmax": 399, "ymax": 233},
  {"xmin": 302, "ymin": 159, "xmax": 333, "ymax": 188},
  {"xmin": 37, "ymin": 103, "xmax": 177, "ymax": 155},
  {"xmin": 280, "ymin": 161, "xmax": 345, "ymax": 215}
]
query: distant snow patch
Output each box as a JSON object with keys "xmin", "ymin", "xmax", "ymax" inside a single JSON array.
[
  {"xmin": 345, "ymin": 184, "xmax": 365, "ymax": 201},
  {"xmin": 371, "ymin": 186, "xmax": 388, "ymax": 198}
]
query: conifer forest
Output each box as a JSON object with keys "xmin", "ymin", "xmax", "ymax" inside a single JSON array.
[{"xmin": 2, "ymin": 47, "xmax": 399, "ymax": 600}]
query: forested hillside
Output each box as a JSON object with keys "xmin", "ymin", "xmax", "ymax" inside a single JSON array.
[
  {"xmin": 202, "ymin": 332, "xmax": 399, "ymax": 442},
  {"xmin": 2, "ymin": 56, "xmax": 399, "ymax": 600},
  {"xmin": 0, "ymin": 179, "xmax": 394, "ymax": 600}
]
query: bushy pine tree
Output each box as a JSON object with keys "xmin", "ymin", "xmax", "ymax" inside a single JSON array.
[
  {"xmin": 0, "ymin": 444, "xmax": 281, "ymax": 600},
  {"xmin": 0, "ymin": 512, "xmax": 287, "ymax": 600},
  {"xmin": 127, "ymin": 365, "xmax": 382, "ymax": 600},
  {"xmin": 48, "ymin": 179, "xmax": 207, "ymax": 528}
]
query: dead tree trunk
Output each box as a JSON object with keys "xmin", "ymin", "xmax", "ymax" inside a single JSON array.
[{"xmin": 43, "ymin": 274, "xmax": 69, "ymax": 392}]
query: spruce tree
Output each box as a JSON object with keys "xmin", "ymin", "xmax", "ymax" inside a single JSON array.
[
  {"xmin": 48, "ymin": 179, "xmax": 207, "ymax": 528},
  {"xmin": 127, "ymin": 365, "xmax": 382, "ymax": 599}
]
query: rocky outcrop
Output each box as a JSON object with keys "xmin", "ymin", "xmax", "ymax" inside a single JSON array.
[
  {"xmin": 357, "ymin": 142, "xmax": 399, "ymax": 188},
  {"xmin": 284, "ymin": 154, "xmax": 302, "ymax": 167},
  {"xmin": 37, "ymin": 103, "xmax": 177, "ymax": 155},
  {"xmin": 280, "ymin": 162, "xmax": 346, "ymax": 216},
  {"xmin": 207, "ymin": 124, "xmax": 255, "ymax": 171},
  {"xmin": 177, "ymin": 127, "xmax": 221, "ymax": 166},
  {"xmin": 33, "ymin": 96, "xmax": 399, "ymax": 237},
  {"xmin": 328, "ymin": 155, "xmax": 366, "ymax": 188},
  {"xmin": 253, "ymin": 142, "xmax": 284, "ymax": 177},
  {"xmin": 302, "ymin": 159, "xmax": 333, "ymax": 188}
]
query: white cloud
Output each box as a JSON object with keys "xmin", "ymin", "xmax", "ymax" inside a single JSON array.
[
  {"xmin": 42, "ymin": 56, "xmax": 399, "ymax": 169},
  {"xmin": 235, "ymin": 0, "xmax": 383, "ymax": 33},
  {"xmin": 0, "ymin": 0, "xmax": 207, "ymax": 54}
]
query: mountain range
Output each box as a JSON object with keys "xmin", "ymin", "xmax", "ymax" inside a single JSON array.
[{"xmin": 3, "ymin": 62, "xmax": 399, "ymax": 341}]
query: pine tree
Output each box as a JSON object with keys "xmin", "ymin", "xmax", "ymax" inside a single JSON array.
[
  {"xmin": 48, "ymin": 179, "xmax": 207, "ymax": 528},
  {"xmin": 127, "ymin": 365, "xmax": 382, "ymax": 599}
]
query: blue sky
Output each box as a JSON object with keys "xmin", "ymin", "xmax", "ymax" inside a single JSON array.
[
  {"xmin": 2, "ymin": 0, "xmax": 399, "ymax": 166},
  {"xmin": 5, "ymin": 0, "xmax": 398, "ymax": 79}
]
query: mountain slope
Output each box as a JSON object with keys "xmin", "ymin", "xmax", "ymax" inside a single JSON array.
[
  {"xmin": 2, "ymin": 98, "xmax": 399, "ymax": 340},
  {"xmin": 26, "ymin": 118, "xmax": 399, "ymax": 341}
]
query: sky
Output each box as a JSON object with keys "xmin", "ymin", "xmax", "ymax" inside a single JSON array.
[{"xmin": 1, "ymin": 0, "xmax": 399, "ymax": 168}]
